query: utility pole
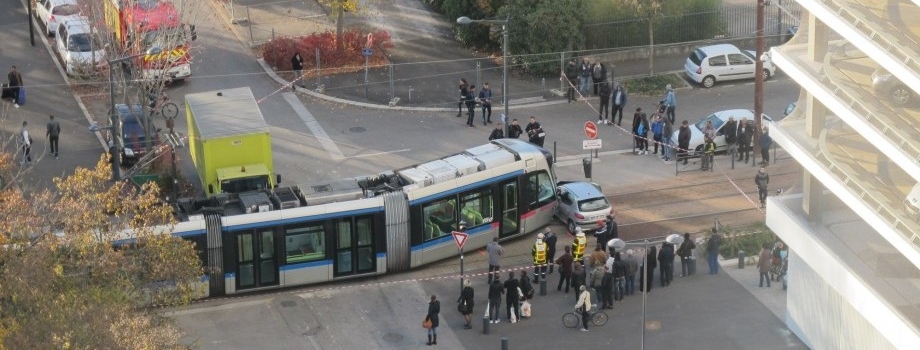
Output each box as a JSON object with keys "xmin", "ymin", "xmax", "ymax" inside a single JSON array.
[{"xmin": 753, "ymin": 0, "xmax": 766, "ymax": 167}]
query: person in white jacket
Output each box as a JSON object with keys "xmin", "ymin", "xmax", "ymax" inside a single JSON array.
[{"xmin": 574, "ymin": 285, "xmax": 592, "ymax": 331}]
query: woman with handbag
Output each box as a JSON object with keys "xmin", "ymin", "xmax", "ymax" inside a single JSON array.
[
  {"xmin": 458, "ymin": 279, "xmax": 474, "ymax": 329},
  {"xmin": 424, "ymin": 294, "xmax": 440, "ymax": 345}
]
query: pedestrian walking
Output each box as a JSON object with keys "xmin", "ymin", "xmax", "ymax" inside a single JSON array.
[
  {"xmin": 574, "ymin": 285, "xmax": 592, "ymax": 332},
  {"xmin": 487, "ymin": 237, "xmax": 503, "ymax": 284},
  {"xmin": 634, "ymin": 110, "xmax": 649, "ymax": 154},
  {"xmin": 488, "ymin": 123, "xmax": 503, "ymax": 141},
  {"xmin": 677, "ymin": 232, "xmax": 696, "ymax": 276},
  {"xmin": 544, "ymin": 228, "xmax": 557, "ymax": 274},
  {"xmin": 651, "ymin": 115, "xmax": 664, "ymax": 155},
  {"xmin": 755, "ymin": 167, "xmax": 770, "ymax": 208},
  {"xmin": 760, "ymin": 127, "xmax": 773, "ymax": 165},
  {"xmin": 532, "ymin": 233, "xmax": 548, "ymax": 282},
  {"xmin": 507, "ymin": 119, "xmax": 523, "ymax": 139},
  {"xmin": 571, "ymin": 261, "xmax": 586, "ymax": 302},
  {"xmin": 658, "ymin": 242, "xmax": 675, "ymax": 287},
  {"xmin": 8, "ymin": 65, "xmax": 23, "ymax": 107},
  {"xmin": 46, "ymin": 115, "xmax": 61, "ymax": 158},
  {"xmin": 611, "ymin": 84, "xmax": 627, "ymax": 126},
  {"xmin": 290, "ymin": 52, "xmax": 305, "ymax": 89},
  {"xmin": 503, "ymin": 272, "xmax": 520, "ymax": 323},
  {"xmin": 663, "ymin": 84, "xmax": 676, "ymax": 124},
  {"xmin": 525, "ymin": 116, "xmax": 545, "ymax": 147},
  {"xmin": 598, "ymin": 81, "xmax": 611, "ymax": 124},
  {"xmin": 457, "ymin": 78, "xmax": 469, "ymax": 118},
  {"xmin": 458, "ymin": 279, "xmax": 474, "ymax": 329},
  {"xmin": 466, "ymin": 85, "xmax": 478, "ymax": 127},
  {"xmin": 707, "ymin": 228, "xmax": 723, "ymax": 274},
  {"xmin": 424, "ymin": 294, "xmax": 440, "ymax": 345},
  {"xmin": 487, "ymin": 279, "xmax": 503, "ymax": 323},
  {"xmin": 556, "ymin": 245, "xmax": 574, "ymax": 293},
  {"xmin": 19, "ymin": 121, "xmax": 32, "ymax": 164},
  {"xmin": 479, "ymin": 82, "xmax": 493, "ymax": 124},
  {"xmin": 758, "ymin": 243, "xmax": 772, "ymax": 288},
  {"xmin": 678, "ymin": 120, "xmax": 691, "ymax": 165}
]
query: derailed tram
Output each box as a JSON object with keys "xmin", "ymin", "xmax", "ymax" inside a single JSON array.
[{"xmin": 168, "ymin": 139, "xmax": 557, "ymax": 296}]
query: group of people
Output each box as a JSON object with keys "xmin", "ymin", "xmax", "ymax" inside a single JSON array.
[
  {"xmin": 456, "ymin": 78, "xmax": 495, "ymax": 128},
  {"xmin": 16, "ymin": 115, "xmax": 62, "ymax": 165},
  {"xmin": 485, "ymin": 115, "xmax": 546, "ymax": 147},
  {"xmin": 757, "ymin": 241, "xmax": 789, "ymax": 289}
]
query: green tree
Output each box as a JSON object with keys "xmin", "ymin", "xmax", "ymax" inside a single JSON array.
[
  {"xmin": 499, "ymin": 0, "xmax": 585, "ymax": 76},
  {"xmin": 0, "ymin": 156, "xmax": 203, "ymax": 349}
]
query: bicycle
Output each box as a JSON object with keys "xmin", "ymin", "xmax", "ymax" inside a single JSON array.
[
  {"xmin": 562, "ymin": 305, "xmax": 608, "ymax": 328},
  {"xmin": 148, "ymin": 90, "xmax": 179, "ymax": 121}
]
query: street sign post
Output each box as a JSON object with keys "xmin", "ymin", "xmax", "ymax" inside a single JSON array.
[
  {"xmin": 584, "ymin": 121, "xmax": 598, "ymax": 139},
  {"xmin": 452, "ymin": 230, "xmax": 469, "ymax": 291},
  {"xmin": 583, "ymin": 139, "xmax": 602, "ymax": 150}
]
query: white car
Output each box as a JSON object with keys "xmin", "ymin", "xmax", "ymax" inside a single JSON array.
[
  {"xmin": 35, "ymin": 0, "xmax": 82, "ymax": 37},
  {"xmin": 54, "ymin": 17, "xmax": 106, "ymax": 76},
  {"xmin": 684, "ymin": 44, "xmax": 776, "ymax": 88},
  {"xmin": 671, "ymin": 109, "xmax": 772, "ymax": 155}
]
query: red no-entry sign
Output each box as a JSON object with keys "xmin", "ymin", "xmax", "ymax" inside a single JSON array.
[{"xmin": 585, "ymin": 121, "xmax": 598, "ymax": 139}]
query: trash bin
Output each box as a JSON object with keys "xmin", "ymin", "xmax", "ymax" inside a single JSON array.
[
  {"xmin": 737, "ymin": 250, "xmax": 746, "ymax": 269},
  {"xmin": 582, "ymin": 158, "xmax": 592, "ymax": 179}
]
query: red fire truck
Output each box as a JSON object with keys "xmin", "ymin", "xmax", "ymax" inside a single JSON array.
[{"xmin": 104, "ymin": 0, "xmax": 196, "ymax": 81}]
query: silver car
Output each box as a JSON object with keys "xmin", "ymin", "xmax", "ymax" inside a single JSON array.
[
  {"xmin": 554, "ymin": 181, "xmax": 612, "ymax": 234},
  {"xmin": 871, "ymin": 68, "xmax": 915, "ymax": 106}
]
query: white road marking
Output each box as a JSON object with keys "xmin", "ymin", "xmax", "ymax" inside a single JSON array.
[
  {"xmin": 283, "ymin": 92, "xmax": 345, "ymax": 160},
  {"xmin": 348, "ymin": 149, "xmax": 411, "ymax": 159}
]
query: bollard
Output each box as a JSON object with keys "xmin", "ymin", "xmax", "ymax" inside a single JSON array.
[
  {"xmin": 738, "ymin": 250, "xmax": 746, "ymax": 269},
  {"xmin": 501, "ymin": 337, "xmax": 509, "ymax": 350},
  {"xmin": 539, "ymin": 279, "xmax": 546, "ymax": 296},
  {"xmin": 482, "ymin": 316, "xmax": 490, "ymax": 334}
]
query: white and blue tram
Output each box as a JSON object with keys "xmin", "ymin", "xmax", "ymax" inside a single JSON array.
[{"xmin": 173, "ymin": 139, "xmax": 557, "ymax": 296}]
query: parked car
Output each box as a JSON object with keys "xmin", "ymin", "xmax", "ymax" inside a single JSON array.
[
  {"xmin": 35, "ymin": 0, "xmax": 81, "ymax": 37},
  {"xmin": 871, "ymin": 68, "xmax": 915, "ymax": 106},
  {"xmin": 112, "ymin": 104, "xmax": 160, "ymax": 166},
  {"xmin": 554, "ymin": 181, "xmax": 612, "ymax": 234},
  {"xmin": 54, "ymin": 17, "xmax": 106, "ymax": 76},
  {"xmin": 684, "ymin": 44, "xmax": 777, "ymax": 88},
  {"xmin": 671, "ymin": 109, "xmax": 773, "ymax": 155}
]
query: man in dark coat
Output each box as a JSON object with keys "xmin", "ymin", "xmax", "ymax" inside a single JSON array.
[
  {"xmin": 465, "ymin": 85, "xmax": 478, "ymax": 127},
  {"xmin": 737, "ymin": 117, "xmax": 754, "ymax": 163},
  {"xmin": 658, "ymin": 243, "xmax": 675, "ymax": 287},
  {"xmin": 640, "ymin": 246, "xmax": 657, "ymax": 292},
  {"xmin": 565, "ymin": 59, "xmax": 579, "ymax": 102},
  {"xmin": 8, "ymin": 65, "xmax": 23, "ymax": 106},
  {"xmin": 488, "ymin": 123, "xmax": 504, "ymax": 141},
  {"xmin": 590, "ymin": 62, "xmax": 607, "ymax": 96},
  {"xmin": 723, "ymin": 116, "xmax": 738, "ymax": 159},
  {"xmin": 544, "ymin": 228, "xmax": 558, "ymax": 274},
  {"xmin": 759, "ymin": 127, "xmax": 773, "ymax": 165},
  {"xmin": 678, "ymin": 120, "xmax": 691, "ymax": 165},
  {"xmin": 503, "ymin": 272, "xmax": 520, "ymax": 322},
  {"xmin": 598, "ymin": 81, "xmax": 611, "ymax": 124},
  {"xmin": 611, "ymin": 84, "xmax": 628, "ymax": 126}
]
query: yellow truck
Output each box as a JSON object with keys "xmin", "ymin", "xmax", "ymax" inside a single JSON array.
[{"xmin": 186, "ymin": 87, "xmax": 277, "ymax": 197}]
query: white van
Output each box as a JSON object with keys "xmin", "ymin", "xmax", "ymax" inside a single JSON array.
[
  {"xmin": 684, "ymin": 44, "xmax": 776, "ymax": 88},
  {"xmin": 54, "ymin": 17, "xmax": 106, "ymax": 77}
]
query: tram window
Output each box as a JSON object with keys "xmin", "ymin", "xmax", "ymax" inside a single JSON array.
[
  {"xmin": 337, "ymin": 221, "xmax": 352, "ymax": 248},
  {"xmin": 356, "ymin": 217, "xmax": 372, "ymax": 246},
  {"xmin": 422, "ymin": 198, "xmax": 457, "ymax": 240},
  {"xmin": 527, "ymin": 172, "xmax": 554, "ymax": 209},
  {"xmin": 460, "ymin": 189, "xmax": 493, "ymax": 227},
  {"xmin": 285, "ymin": 225, "xmax": 325, "ymax": 263}
]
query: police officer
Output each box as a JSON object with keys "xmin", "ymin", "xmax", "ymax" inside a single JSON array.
[
  {"xmin": 532, "ymin": 233, "xmax": 548, "ymax": 282},
  {"xmin": 572, "ymin": 228, "xmax": 588, "ymax": 262}
]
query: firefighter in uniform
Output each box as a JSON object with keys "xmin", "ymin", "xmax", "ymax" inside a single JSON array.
[
  {"xmin": 532, "ymin": 233, "xmax": 548, "ymax": 282},
  {"xmin": 572, "ymin": 228, "xmax": 588, "ymax": 262}
]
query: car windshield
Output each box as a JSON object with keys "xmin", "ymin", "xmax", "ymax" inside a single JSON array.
[
  {"xmin": 141, "ymin": 28, "xmax": 186, "ymax": 51},
  {"xmin": 741, "ymin": 50, "xmax": 756, "ymax": 61},
  {"xmin": 689, "ymin": 49, "xmax": 705, "ymax": 66},
  {"xmin": 694, "ymin": 114, "xmax": 725, "ymax": 132},
  {"xmin": 578, "ymin": 197, "xmax": 610, "ymax": 212},
  {"xmin": 53, "ymin": 4, "xmax": 80, "ymax": 15},
  {"xmin": 68, "ymin": 33, "xmax": 102, "ymax": 52}
]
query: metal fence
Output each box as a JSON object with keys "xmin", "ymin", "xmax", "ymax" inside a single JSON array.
[
  {"xmin": 583, "ymin": 1, "xmax": 802, "ymax": 50},
  {"xmin": 219, "ymin": 0, "xmax": 333, "ymax": 47}
]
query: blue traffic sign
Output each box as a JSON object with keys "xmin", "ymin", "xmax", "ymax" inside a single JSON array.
[{"xmin": 362, "ymin": 48, "xmax": 373, "ymax": 57}]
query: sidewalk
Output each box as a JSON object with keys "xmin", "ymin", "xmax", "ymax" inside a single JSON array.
[{"xmin": 211, "ymin": 0, "xmax": 690, "ymax": 111}]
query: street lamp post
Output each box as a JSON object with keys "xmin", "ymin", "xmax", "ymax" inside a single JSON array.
[
  {"xmin": 107, "ymin": 48, "xmax": 162, "ymax": 181},
  {"xmin": 609, "ymin": 234, "xmax": 684, "ymax": 350},
  {"xmin": 457, "ymin": 16, "xmax": 510, "ymax": 136}
]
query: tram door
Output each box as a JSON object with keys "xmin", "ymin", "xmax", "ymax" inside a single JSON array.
[
  {"xmin": 499, "ymin": 179, "xmax": 520, "ymax": 238},
  {"xmin": 235, "ymin": 229, "xmax": 278, "ymax": 290},
  {"xmin": 333, "ymin": 216, "xmax": 376, "ymax": 277}
]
